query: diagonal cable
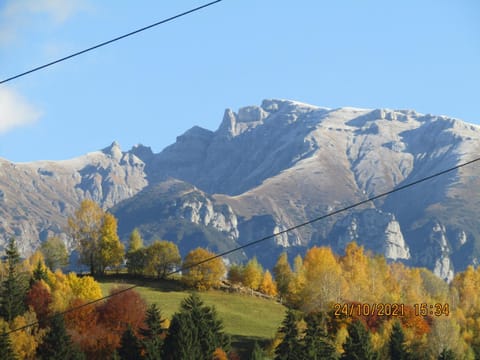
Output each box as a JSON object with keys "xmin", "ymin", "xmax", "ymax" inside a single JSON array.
[{"xmin": 0, "ymin": 0, "xmax": 224, "ymax": 84}]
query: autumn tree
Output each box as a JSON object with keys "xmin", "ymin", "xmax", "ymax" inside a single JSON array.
[
  {"xmin": 10, "ymin": 310, "xmax": 44, "ymax": 360},
  {"xmin": 212, "ymin": 348, "xmax": 228, "ymax": 360},
  {"xmin": 25, "ymin": 280, "xmax": 52, "ymax": 328},
  {"xmin": 242, "ymin": 257, "xmax": 263, "ymax": 290},
  {"xmin": 341, "ymin": 242, "xmax": 370, "ymax": 302},
  {"xmin": 41, "ymin": 237, "xmax": 69, "ymax": 271},
  {"xmin": 126, "ymin": 229, "xmax": 146, "ymax": 276},
  {"xmin": 182, "ymin": 248, "xmax": 225, "ymax": 290},
  {"xmin": 68, "ymin": 200, "xmax": 104, "ymax": 275},
  {"xmin": 427, "ymin": 317, "xmax": 465, "ymax": 359},
  {"xmin": 273, "ymin": 252, "xmax": 293, "ymax": 300},
  {"xmin": 63, "ymin": 298, "xmax": 100, "ymax": 357},
  {"xmin": 260, "ymin": 270, "xmax": 278, "ymax": 297},
  {"xmin": 0, "ymin": 238, "xmax": 27, "ymax": 322},
  {"xmin": 302, "ymin": 247, "xmax": 344, "ymax": 312},
  {"xmin": 162, "ymin": 293, "xmax": 230, "ymax": 360},
  {"xmin": 286, "ymin": 255, "xmax": 306, "ymax": 307},
  {"xmin": 98, "ymin": 287, "xmax": 147, "ymax": 339},
  {"xmin": 144, "ymin": 240, "xmax": 181, "ymax": 279},
  {"xmin": 47, "ymin": 271, "xmax": 102, "ymax": 313},
  {"xmin": 98, "ymin": 212, "xmax": 124, "ymax": 274}
]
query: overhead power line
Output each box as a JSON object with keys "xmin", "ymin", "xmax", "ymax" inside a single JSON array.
[
  {"xmin": 0, "ymin": 0, "xmax": 224, "ymax": 85},
  {"xmin": 6, "ymin": 156, "xmax": 480, "ymax": 335}
]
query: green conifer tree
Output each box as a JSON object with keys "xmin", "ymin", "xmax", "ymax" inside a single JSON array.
[
  {"xmin": 389, "ymin": 321, "xmax": 408, "ymax": 360},
  {"xmin": 140, "ymin": 303, "xmax": 166, "ymax": 359},
  {"xmin": 36, "ymin": 314, "xmax": 85, "ymax": 360},
  {"xmin": 341, "ymin": 320, "xmax": 377, "ymax": 360},
  {"xmin": 162, "ymin": 293, "xmax": 229, "ymax": 360},
  {"xmin": 437, "ymin": 348, "xmax": 456, "ymax": 360},
  {"xmin": 251, "ymin": 341, "xmax": 266, "ymax": 360},
  {"xmin": 275, "ymin": 309, "xmax": 302, "ymax": 360},
  {"xmin": 118, "ymin": 324, "xmax": 142, "ymax": 360},
  {"xmin": 30, "ymin": 260, "xmax": 48, "ymax": 287},
  {"xmin": 303, "ymin": 312, "xmax": 337, "ymax": 360},
  {"xmin": 0, "ymin": 329, "xmax": 16, "ymax": 360},
  {"xmin": 0, "ymin": 238, "xmax": 27, "ymax": 322}
]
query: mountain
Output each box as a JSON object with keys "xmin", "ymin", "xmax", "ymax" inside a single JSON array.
[{"xmin": 1, "ymin": 99, "xmax": 479, "ymax": 280}]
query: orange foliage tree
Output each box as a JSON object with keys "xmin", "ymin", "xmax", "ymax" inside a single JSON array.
[{"xmin": 24, "ymin": 280, "xmax": 52, "ymax": 328}]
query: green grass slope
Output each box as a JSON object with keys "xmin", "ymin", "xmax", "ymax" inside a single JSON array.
[{"xmin": 98, "ymin": 277, "xmax": 285, "ymax": 340}]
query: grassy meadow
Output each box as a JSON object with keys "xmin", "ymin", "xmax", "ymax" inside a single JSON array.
[{"xmin": 98, "ymin": 276, "xmax": 286, "ymax": 355}]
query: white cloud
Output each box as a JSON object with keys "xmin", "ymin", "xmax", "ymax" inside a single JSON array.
[
  {"xmin": 0, "ymin": 0, "xmax": 89, "ymax": 45},
  {"xmin": 0, "ymin": 87, "xmax": 42, "ymax": 134}
]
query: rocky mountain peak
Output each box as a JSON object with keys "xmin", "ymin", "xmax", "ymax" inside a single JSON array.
[
  {"xmin": 102, "ymin": 141, "xmax": 122, "ymax": 161},
  {"xmin": 129, "ymin": 144, "xmax": 154, "ymax": 163},
  {"xmin": 1, "ymin": 99, "xmax": 479, "ymax": 278}
]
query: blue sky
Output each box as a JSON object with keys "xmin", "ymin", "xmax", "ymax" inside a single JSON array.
[{"xmin": 0, "ymin": 0, "xmax": 479, "ymax": 162}]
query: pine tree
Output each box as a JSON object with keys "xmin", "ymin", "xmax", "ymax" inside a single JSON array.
[
  {"xmin": 341, "ymin": 320, "xmax": 377, "ymax": 360},
  {"xmin": 437, "ymin": 348, "xmax": 456, "ymax": 360},
  {"xmin": 0, "ymin": 238, "xmax": 27, "ymax": 322},
  {"xmin": 118, "ymin": 324, "xmax": 142, "ymax": 360},
  {"xmin": 303, "ymin": 312, "xmax": 337, "ymax": 360},
  {"xmin": 140, "ymin": 303, "xmax": 166, "ymax": 359},
  {"xmin": 251, "ymin": 341, "xmax": 266, "ymax": 360},
  {"xmin": 36, "ymin": 314, "xmax": 85, "ymax": 360},
  {"xmin": 163, "ymin": 311, "xmax": 200, "ymax": 360},
  {"xmin": 30, "ymin": 260, "xmax": 48, "ymax": 286},
  {"xmin": 162, "ymin": 293, "xmax": 230, "ymax": 360},
  {"xmin": 0, "ymin": 329, "xmax": 16, "ymax": 360},
  {"xmin": 275, "ymin": 309, "xmax": 302, "ymax": 360},
  {"xmin": 389, "ymin": 321, "xmax": 408, "ymax": 360}
]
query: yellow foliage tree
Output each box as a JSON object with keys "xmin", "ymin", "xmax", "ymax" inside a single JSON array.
[
  {"xmin": 48, "ymin": 270, "xmax": 102, "ymax": 312},
  {"xmin": 242, "ymin": 257, "xmax": 263, "ymax": 291},
  {"xmin": 144, "ymin": 240, "xmax": 181, "ymax": 279},
  {"xmin": 48, "ymin": 270, "xmax": 72, "ymax": 312},
  {"xmin": 68, "ymin": 199, "xmax": 104, "ymax": 275},
  {"xmin": 66, "ymin": 273, "xmax": 103, "ymax": 302},
  {"xmin": 273, "ymin": 252, "xmax": 293, "ymax": 299},
  {"xmin": 98, "ymin": 212, "xmax": 124, "ymax": 274},
  {"xmin": 212, "ymin": 347, "xmax": 228, "ymax": 360},
  {"xmin": 10, "ymin": 310, "xmax": 45, "ymax": 360},
  {"xmin": 451, "ymin": 265, "xmax": 479, "ymax": 316},
  {"xmin": 302, "ymin": 246, "xmax": 345, "ymax": 312},
  {"xmin": 341, "ymin": 242, "xmax": 370, "ymax": 302},
  {"xmin": 260, "ymin": 270, "xmax": 278, "ymax": 296},
  {"xmin": 182, "ymin": 248, "xmax": 226, "ymax": 290},
  {"xmin": 286, "ymin": 255, "xmax": 306, "ymax": 307},
  {"xmin": 25, "ymin": 250, "xmax": 45, "ymax": 273}
]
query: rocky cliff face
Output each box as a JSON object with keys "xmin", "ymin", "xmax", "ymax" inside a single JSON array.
[
  {"xmin": 0, "ymin": 141, "xmax": 148, "ymax": 254},
  {"xmin": 1, "ymin": 99, "xmax": 479, "ymax": 279},
  {"xmin": 330, "ymin": 209, "xmax": 410, "ymax": 261}
]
